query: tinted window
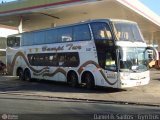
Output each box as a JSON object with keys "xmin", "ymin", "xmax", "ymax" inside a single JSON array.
[
  {"xmin": 28, "ymin": 52, "xmax": 79, "ymax": 67},
  {"xmin": 22, "ymin": 24, "xmax": 91, "ymax": 46},
  {"xmin": 22, "ymin": 33, "xmax": 34, "ymax": 46},
  {"xmin": 46, "ymin": 29, "xmax": 58, "ymax": 43},
  {"xmin": 91, "ymin": 22, "xmax": 112, "ymax": 40},
  {"xmin": 48, "ymin": 54, "xmax": 58, "ymax": 66},
  {"xmin": 57, "ymin": 27, "xmax": 72, "ymax": 42},
  {"xmin": 58, "ymin": 53, "xmax": 66, "ymax": 66},
  {"xmin": 34, "ymin": 31, "xmax": 46, "ymax": 45},
  {"xmin": 65, "ymin": 53, "xmax": 80, "ymax": 67},
  {"xmin": 73, "ymin": 24, "xmax": 91, "ymax": 41}
]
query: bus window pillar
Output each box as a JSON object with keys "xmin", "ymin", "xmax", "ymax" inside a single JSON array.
[{"xmin": 18, "ymin": 17, "xmax": 23, "ymax": 33}]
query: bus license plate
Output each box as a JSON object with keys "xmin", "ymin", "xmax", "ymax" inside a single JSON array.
[{"xmin": 136, "ymin": 82, "xmax": 141, "ymax": 86}]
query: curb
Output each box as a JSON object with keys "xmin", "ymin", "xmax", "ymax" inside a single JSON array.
[{"xmin": 0, "ymin": 92, "xmax": 160, "ymax": 107}]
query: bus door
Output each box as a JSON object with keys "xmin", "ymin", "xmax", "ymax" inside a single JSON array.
[
  {"xmin": 104, "ymin": 48, "xmax": 118, "ymax": 86},
  {"xmin": 95, "ymin": 44, "xmax": 118, "ymax": 86},
  {"xmin": 91, "ymin": 22, "xmax": 118, "ymax": 86}
]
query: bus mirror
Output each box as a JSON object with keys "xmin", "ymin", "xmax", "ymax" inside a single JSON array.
[
  {"xmin": 146, "ymin": 47, "xmax": 159, "ymax": 61},
  {"xmin": 154, "ymin": 48, "xmax": 159, "ymax": 61}
]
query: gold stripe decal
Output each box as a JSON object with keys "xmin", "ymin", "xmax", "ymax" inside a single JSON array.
[
  {"xmin": 42, "ymin": 68, "xmax": 66, "ymax": 77},
  {"xmin": 33, "ymin": 70, "xmax": 50, "ymax": 76},
  {"xmin": 11, "ymin": 51, "xmax": 49, "ymax": 74},
  {"xmin": 78, "ymin": 61, "xmax": 100, "ymax": 74},
  {"xmin": 99, "ymin": 70, "xmax": 118, "ymax": 85},
  {"xmin": 11, "ymin": 52, "xmax": 117, "ymax": 85},
  {"xmin": 11, "ymin": 51, "xmax": 66, "ymax": 77}
]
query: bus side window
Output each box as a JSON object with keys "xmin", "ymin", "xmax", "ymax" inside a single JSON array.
[
  {"xmin": 46, "ymin": 29, "xmax": 58, "ymax": 43},
  {"xmin": 91, "ymin": 22, "xmax": 113, "ymax": 40},
  {"xmin": 58, "ymin": 54, "xmax": 66, "ymax": 66},
  {"xmin": 51, "ymin": 54, "xmax": 58, "ymax": 66},
  {"xmin": 44, "ymin": 56, "xmax": 49, "ymax": 66},
  {"xmin": 57, "ymin": 27, "xmax": 72, "ymax": 42},
  {"xmin": 73, "ymin": 24, "xmax": 91, "ymax": 41},
  {"xmin": 65, "ymin": 53, "xmax": 80, "ymax": 67}
]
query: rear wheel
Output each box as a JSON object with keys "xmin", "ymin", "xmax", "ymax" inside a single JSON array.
[
  {"xmin": 18, "ymin": 69, "xmax": 24, "ymax": 81},
  {"xmin": 85, "ymin": 73, "xmax": 95, "ymax": 89},
  {"xmin": 24, "ymin": 69, "xmax": 31, "ymax": 81},
  {"xmin": 68, "ymin": 72, "xmax": 78, "ymax": 87}
]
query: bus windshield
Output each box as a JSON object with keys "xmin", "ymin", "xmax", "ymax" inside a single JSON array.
[
  {"xmin": 113, "ymin": 21, "xmax": 144, "ymax": 42},
  {"xmin": 119, "ymin": 47, "xmax": 148, "ymax": 72}
]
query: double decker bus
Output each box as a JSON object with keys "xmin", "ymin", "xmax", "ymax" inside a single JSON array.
[{"xmin": 6, "ymin": 19, "xmax": 159, "ymax": 89}]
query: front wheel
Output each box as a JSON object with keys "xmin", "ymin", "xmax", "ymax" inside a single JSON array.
[
  {"xmin": 18, "ymin": 69, "xmax": 24, "ymax": 81},
  {"xmin": 85, "ymin": 73, "xmax": 95, "ymax": 89},
  {"xmin": 68, "ymin": 72, "xmax": 78, "ymax": 87}
]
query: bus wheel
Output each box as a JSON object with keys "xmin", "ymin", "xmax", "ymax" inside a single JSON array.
[
  {"xmin": 68, "ymin": 72, "xmax": 78, "ymax": 87},
  {"xmin": 85, "ymin": 73, "xmax": 95, "ymax": 89},
  {"xmin": 24, "ymin": 69, "xmax": 31, "ymax": 81},
  {"xmin": 18, "ymin": 69, "xmax": 24, "ymax": 81}
]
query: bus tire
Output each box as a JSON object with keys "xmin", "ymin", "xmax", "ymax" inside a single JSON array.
[
  {"xmin": 24, "ymin": 69, "xmax": 31, "ymax": 81},
  {"xmin": 85, "ymin": 73, "xmax": 95, "ymax": 89},
  {"xmin": 67, "ymin": 72, "xmax": 78, "ymax": 87},
  {"xmin": 17, "ymin": 68, "xmax": 24, "ymax": 81}
]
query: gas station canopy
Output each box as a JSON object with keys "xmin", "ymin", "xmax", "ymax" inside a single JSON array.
[{"xmin": 0, "ymin": 0, "xmax": 160, "ymax": 50}]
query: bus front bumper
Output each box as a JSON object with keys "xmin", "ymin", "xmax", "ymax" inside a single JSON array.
[{"xmin": 120, "ymin": 78, "xmax": 150, "ymax": 88}]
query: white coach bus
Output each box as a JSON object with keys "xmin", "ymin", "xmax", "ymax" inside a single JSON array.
[{"xmin": 6, "ymin": 19, "xmax": 159, "ymax": 89}]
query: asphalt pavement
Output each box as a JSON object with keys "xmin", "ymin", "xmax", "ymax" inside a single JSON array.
[
  {"xmin": 0, "ymin": 69, "xmax": 159, "ymax": 106},
  {"xmin": 0, "ymin": 94, "xmax": 159, "ymax": 120},
  {"xmin": 0, "ymin": 69, "xmax": 160, "ymax": 120}
]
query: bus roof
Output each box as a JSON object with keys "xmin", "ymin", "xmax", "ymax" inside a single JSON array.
[
  {"xmin": 7, "ymin": 19, "xmax": 137, "ymax": 37},
  {"xmin": 110, "ymin": 19, "xmax": 137, "ymax": 24}
]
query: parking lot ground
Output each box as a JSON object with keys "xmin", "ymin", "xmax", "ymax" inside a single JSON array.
[{"xmin": 0, "ymin": 69, "xmax": 160, "ymax": 106}]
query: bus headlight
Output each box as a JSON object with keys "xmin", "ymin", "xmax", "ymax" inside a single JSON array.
[{"xmin": 120, "ymin": 72, "xmax": 130, "ymax": 80}]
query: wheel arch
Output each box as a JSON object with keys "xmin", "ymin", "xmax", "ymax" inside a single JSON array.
[
  {"xmin": 67, "ymin": 70, "xmax": 79, "ymax": 83},
  {"xmin": 23, "ymin": 67, "xmax": 32, "ymax": 81},
  {"xmin": 81, "ymin": 70, "xmax": 95, "ymax": 84},
  {"xmin": 24, "ymin": 67, "xmax": 32, "ymax": 77}
]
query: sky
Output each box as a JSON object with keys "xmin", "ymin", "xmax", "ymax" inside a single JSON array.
[{"xmin": 139, "ymin": 0, "xmax": 160, "ymax": 16}]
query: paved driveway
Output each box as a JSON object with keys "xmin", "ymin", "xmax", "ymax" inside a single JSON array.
[{"xmin": 0, "ymin": 69, "xmax": 159, "ymax": 106}]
